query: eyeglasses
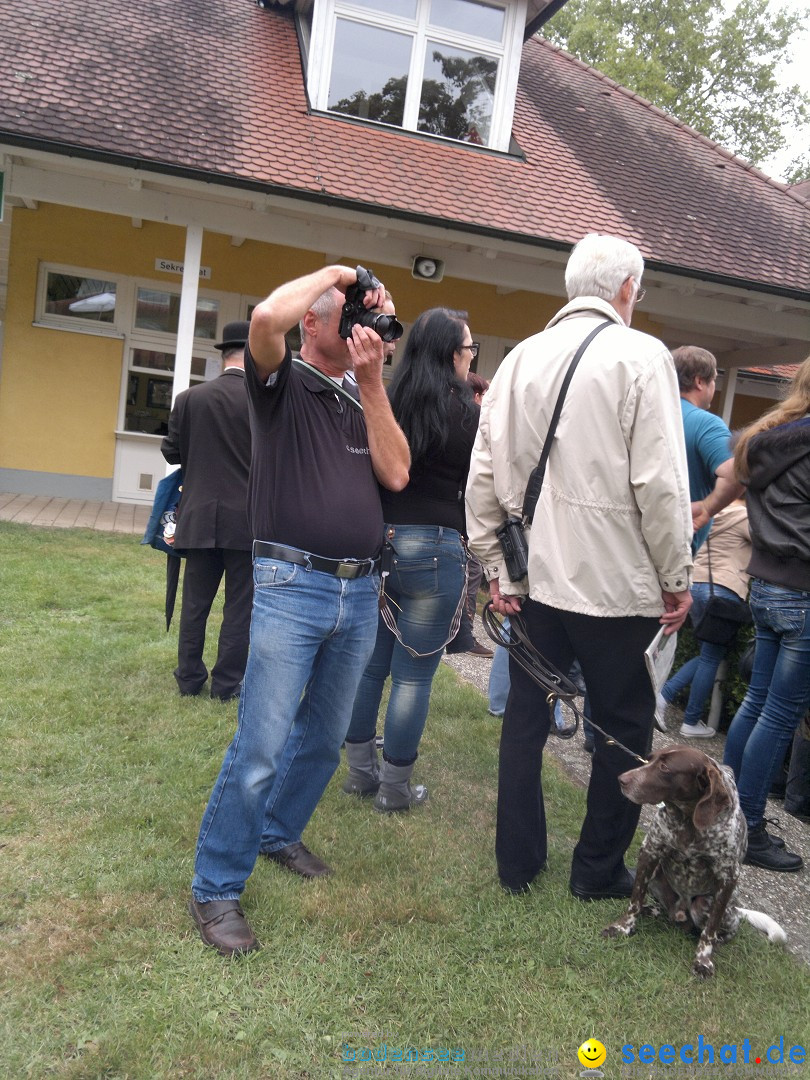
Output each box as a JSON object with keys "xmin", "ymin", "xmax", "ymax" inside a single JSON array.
[
  {"xmin": 635, "ymin": 284, "xmax": 646, "ymax": 303},
  {"xmin": 459, "ymin": 342, "xmax": 480, "ymax": 359}
]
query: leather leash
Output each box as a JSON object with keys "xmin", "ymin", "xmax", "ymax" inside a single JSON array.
[{"xmin": 481, "ymin": 602, "xmax": 649, "ymax": 764}]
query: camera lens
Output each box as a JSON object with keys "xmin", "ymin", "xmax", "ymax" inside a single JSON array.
[{"xmin": 363, "ymin": 312, "xmax": 404, "ymax": 342}]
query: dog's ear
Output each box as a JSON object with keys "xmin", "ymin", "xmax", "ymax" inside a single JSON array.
[{"xmin": 693, "ymin": 759, "xmax": 732, "ymax": 829}]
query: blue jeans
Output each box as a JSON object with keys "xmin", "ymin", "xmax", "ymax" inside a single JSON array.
[
  {"xmin": 192, "ymin": 558, "xmax": 380, "ymax": 901},
  {"xmin": 723, "ymin": 579, "xmax": 810, "ymax": 829},
  {"xmin": 488, "ymin": 618, "xmax": 511, "ymax": 714},
  {"xmin": 663, "ymin": 581, "xmax": 734, "ymax": 726},
  {"xmin": 346, "ymin": 525, "xmax": 466, "ymax": 764}
]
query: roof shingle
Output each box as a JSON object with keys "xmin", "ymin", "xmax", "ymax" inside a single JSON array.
[{"xmin": 1, "ymin": 0, "xmax": 807, "ymax": 294}]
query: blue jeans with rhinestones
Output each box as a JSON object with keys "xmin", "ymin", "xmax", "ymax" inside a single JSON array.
[
  {"xmin": 723, "ymin": 578, "xmax": 810, "ymax": 830},
  {"xmin": 345, "ymin": 525, "xmax": 466, "ymax": 765}
]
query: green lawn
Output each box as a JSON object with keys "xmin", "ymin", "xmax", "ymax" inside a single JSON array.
[{"xmin": 1, "ymin": 522, "xmax": 807, "ymax": 1079}]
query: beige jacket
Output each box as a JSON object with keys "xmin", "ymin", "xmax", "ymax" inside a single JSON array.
[
  {"xmin": 465, "ymin": 297, "xmax": 693, "ymax": 617},
  {"xmin": 693, "ymin": 502, "xmax": 751, "ymax": 600}
]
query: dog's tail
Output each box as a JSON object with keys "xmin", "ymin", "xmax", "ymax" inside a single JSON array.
[{"xmin": 739, "ymin": 907, "xmax": 787, "ymax": 943}]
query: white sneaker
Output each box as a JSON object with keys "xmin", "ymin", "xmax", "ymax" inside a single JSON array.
[
  {"xmin": 679, "ymin": 721, "xmax": 715, "ymax": 738},
  {"xmin": 654, "ymin": 692, "xmax": 669, "ymax": 732}
]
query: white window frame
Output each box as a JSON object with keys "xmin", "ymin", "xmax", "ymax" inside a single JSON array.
[
  {"xmin": 306, "ymin": 0, "xmax": 527, "ymax": 152},
  {"xmin": 34, "ymin": 262, "xmax": 127, "ymax": 338}
]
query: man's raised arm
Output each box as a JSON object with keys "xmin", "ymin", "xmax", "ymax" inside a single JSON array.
[{"xmin": 248, "ymin": 265, "xmax": 382, "ymax": 382}]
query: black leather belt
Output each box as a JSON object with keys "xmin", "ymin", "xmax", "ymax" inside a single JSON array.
[{"xmin": 252, "ymin": 540, "xmax": 379, "ymax": 579}]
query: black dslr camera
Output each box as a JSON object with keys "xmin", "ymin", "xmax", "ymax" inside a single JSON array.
[{"xmin": 338, "ymin": 266, "xmax": 404, "ymax": 343}]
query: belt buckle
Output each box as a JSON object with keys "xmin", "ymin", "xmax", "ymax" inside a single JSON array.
[{"xmin": 336, "ymin": 560, "xmax": 361, "ymax": 579}]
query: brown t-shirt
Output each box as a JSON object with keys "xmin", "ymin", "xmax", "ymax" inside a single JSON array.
[{"xmin": 244, "ymin": 345, "xmax": 384, "ymax": 560}]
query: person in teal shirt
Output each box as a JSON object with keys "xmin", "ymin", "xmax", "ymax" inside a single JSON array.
[{"xmin": 674, "ymin": 346, "xmax": 743, "ymax": 553}]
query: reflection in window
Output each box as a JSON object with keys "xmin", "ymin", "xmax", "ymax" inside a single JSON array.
[
  {"xmin": 419, "ymin": 43, "xmax": 496, "ymax": 143},
  {"xmin": 430, "ymin": 0, "xmax": 504, "ymax": 41},
  {"xmin": 135, "ymin": 289, "xmax": 219, "ymax": 339},
  {"xmin": 130, "ymin": 349, "xmax": 208, "ymax": 378},
  {"xmin": 45, "ymin": 274, "xmax": 117, "ymax": 322},
  {"xmin": 329, "ymin": 21, "xmax": 413, "ymax": 125}
]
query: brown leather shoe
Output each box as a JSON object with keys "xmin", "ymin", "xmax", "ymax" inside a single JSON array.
[
  {"xmin": 188, "ymin": 898, "xmax": 259, "ymax": 956},
  {"xmin": 467, "ymin": 640, "xmax": 494, "ymax": 658},
  {"xmin": 261, "ymin": 842, "xmax": 332, "ymax": 879}
]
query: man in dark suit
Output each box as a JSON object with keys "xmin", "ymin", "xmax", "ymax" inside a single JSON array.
[{"xmin": 161, "ymin": 321, "xmax": 253, "ymax": 701}]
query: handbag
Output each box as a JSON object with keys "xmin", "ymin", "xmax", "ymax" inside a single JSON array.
[
  {"xmin": 497, "ymin": 321, "xmax": 611, "ymax": 581},
  {"xmin": 691, "ymin": 537, "xmax": 752, "ymax": 645}
]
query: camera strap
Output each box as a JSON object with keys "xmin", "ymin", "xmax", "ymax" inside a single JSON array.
[
  {"xmin": 292, "ymin": 357, "xmax": 364, "ymax": 413},
  {"xmin": 522, "ymin": 320, "xmax": 612, "ymax": 524}
]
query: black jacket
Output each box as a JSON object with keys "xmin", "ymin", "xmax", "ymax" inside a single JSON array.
[
  {"xmin": 161, "ymin": 368, "xmax": 252, "ymax": 550},
  {"xmin": 745, "ymin": 416, "xmax": 810, "ymax": 591}
]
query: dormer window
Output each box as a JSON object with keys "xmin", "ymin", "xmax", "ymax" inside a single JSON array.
[{"xmin": 305, "ymin": 0, "xmax": 526, "ymax": 151}]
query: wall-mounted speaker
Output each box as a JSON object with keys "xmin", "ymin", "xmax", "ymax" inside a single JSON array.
[{"xmin": 411, "ymin": 256, "xmax": 445, "ymax": 282}]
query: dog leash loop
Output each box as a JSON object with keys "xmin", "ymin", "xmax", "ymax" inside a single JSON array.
[{"xmin": 481, "ymin": 602, "xmax": 649, "ymax": 763}]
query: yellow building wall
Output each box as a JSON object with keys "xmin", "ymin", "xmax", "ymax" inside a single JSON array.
[
  {"xmin": 1, "ymin": 203, "xmax": 570, "ymax": 484},
  {"xmin": 0, "ymin": 201, "xmax": 682, "ymax": 489}
]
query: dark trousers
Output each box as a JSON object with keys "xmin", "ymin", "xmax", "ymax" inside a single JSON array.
[
  {"xmin": 496, "ymin": 599, "xmax": 658, "ymax": 890},
  {"xmin": 175, "ymin": 547, "xmax": 253, "ymax": 699}
]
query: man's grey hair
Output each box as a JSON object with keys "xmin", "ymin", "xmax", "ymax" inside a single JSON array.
[
  {"xmin": 565, "ymin": 233, "xmax": 644, "ymax": 302},
  {"xmin": 300, "ymin": 287, "xmax": 339, "ymax": 342}
]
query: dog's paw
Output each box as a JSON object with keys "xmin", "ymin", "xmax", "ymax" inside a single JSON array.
[
  {"xmin": 692, "ymin": 956, "xmax": 715, "ymax": 979},
  {"xmin": 602, "ymin": 920, "xmax": 635, "ymax": 939},
  {"xmin": 641, "ymin": 903, "xmax": 661, "ymax": 918}
]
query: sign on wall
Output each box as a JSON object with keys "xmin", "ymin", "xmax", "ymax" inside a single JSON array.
[{"xmin": 155, "ymin": 258, "xmax": 211, "ymax": 280}]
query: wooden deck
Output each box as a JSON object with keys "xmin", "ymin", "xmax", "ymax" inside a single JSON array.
[{"xmin": 0, "ymin": 492, "xmax": 150, "ymax": 535}]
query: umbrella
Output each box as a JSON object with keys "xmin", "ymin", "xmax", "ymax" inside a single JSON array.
[{"xmin": 140, "ymin": 469, "xmax": 185, "ymax": 630}]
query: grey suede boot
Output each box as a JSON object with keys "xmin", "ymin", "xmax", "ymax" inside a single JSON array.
[
  {"xmin": 342, "ymin": 738, "xmax": 380, "ymax": 797},
  {"xmin": 373, "ymin": 760, "xmax": 429, "ymax": 813}
]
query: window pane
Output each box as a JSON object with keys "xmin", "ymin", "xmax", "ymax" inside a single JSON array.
[
  {"xmin": 45, "ymin": 274, "xmax": 117, "ymax": 323},
  {"xmin": 430, "ymin": 0, "xmax": 504, "ymax": 41},
  {"xmin": 130, "ymin": 348, "xmax": 208, "ymax": 375},
  {"xmin": 344, "ymin": 0, "xmax": 417, "ymax": 16},
  {"xmin": 135, "ymin": 289, "xmax": 219, "ymax": 339},
  {"xmin": 329, "ymin": 20, "xmax": 413, "ymax": 126},
  {"xmin": 418, "ymin": 42, "xmax": 497, "ymax": 143}
]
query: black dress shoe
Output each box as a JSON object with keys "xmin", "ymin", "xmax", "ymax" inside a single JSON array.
[
  {"xmin": 261, "ymin": 842, "xmax": 332, "ymax": 879},
  {"xmin": 570, "ymin": 867, "xmax": 636, "ymax": 901},
  {"xmin": 188, "ymin": 898, "xmax": 259, "ymax": 956},
  {"xmin": 499, "ymin": 862, "xmax": 547, "ymax": 895},
  {"xmin": 211, "ymin": 690, "xmax": 240, "ymax": 702}
]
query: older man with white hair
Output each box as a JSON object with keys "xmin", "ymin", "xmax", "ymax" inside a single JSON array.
[{"xmin": 466, "ymin": 233, "xmax": 694, "ymax": 900}]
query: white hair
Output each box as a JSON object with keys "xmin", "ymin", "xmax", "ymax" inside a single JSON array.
[
  {"xmin": 300, "ymin": 287, "xmax": 339, "ymax": 342},
  {"xmin": 565, "ymin": 233, "xmax": 644, "ymax": 302}
]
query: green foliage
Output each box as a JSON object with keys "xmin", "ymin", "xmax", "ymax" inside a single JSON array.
[{"xmin": 543, "ymin": 0, "xmax": 810, "ymax": 165}]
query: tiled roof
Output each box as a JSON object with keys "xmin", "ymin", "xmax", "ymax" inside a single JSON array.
[{"xmin": 1, "ymin": 0, "xmax": 808, "ymax": 295}]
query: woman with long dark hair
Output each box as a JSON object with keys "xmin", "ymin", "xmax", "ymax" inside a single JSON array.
[
  {"xmin": 723, "ymin": 357, "xmax": 810, "ymax": 872},
  {"xmin": 343, "ymin": 308, "xmax": 479, "ymax": 811}
]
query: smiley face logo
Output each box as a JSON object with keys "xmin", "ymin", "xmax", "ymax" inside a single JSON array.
[{"xmin": 577, "ymin": 1039, "xmax": 607, "ymax": 1069}]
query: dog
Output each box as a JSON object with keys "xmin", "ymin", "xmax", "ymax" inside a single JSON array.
[{"xmin": 602, "ymin": 746, "xmax": 785, "ymax": 978}]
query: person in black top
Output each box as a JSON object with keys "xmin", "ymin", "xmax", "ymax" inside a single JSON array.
[
  {"xmin": 723, "ymin": 356, "xmax": 810, "ymax": 873},
  {"xmin": 188, "ymin": 265, "xmax": 410, "ymax": 957},
  {"xmin": 161, "ymin": 321, "xmax": 253, "ymax": 701},
  {"xmin": 343, "ymin": 308, "xmax": 478, "ymax": 811}
]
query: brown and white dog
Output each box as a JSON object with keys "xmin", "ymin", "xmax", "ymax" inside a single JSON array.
[{"xmin": 602, "ymin": 747, "xmax": 785, "ymax": 978}]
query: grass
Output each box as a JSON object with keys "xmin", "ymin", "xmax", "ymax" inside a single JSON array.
[{"xmin": 0, "ymin": 521, "xmax": 807, "ymax": 1079}]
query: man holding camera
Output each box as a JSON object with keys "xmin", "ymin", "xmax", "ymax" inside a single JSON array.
[
  {"xmin": 189, "ymin": 265, "xmax": 410, "ymax": 956},
  {"xmin": 466, "ymin": 233, "xmax": 693, "ymax": 900}
]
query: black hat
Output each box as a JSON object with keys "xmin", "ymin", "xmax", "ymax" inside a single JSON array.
[{"xmin": 215, "ymin": 320, "xmax": 250, "ymax": 351}]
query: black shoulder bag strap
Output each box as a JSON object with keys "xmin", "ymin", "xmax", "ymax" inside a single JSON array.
[{"xmin": 521, "ymin": 320, "xmax": 612, "ymax": 524}]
